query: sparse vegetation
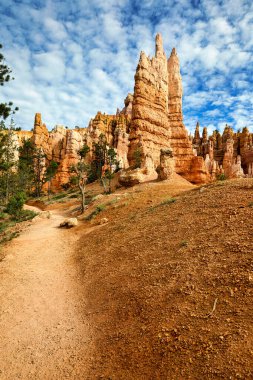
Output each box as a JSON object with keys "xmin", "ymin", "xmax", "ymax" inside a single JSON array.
[
  {"xmin": 180, "ymin": 239, "xmax": 188, "ymax": 247},
  {"xmin": 160, "ymin": 197, "xmax": 177, "ymax": 205},
  {"xmin": 85, "ymin": 204, "xmax": 106, "ymax": 221},
  {"xmin": 5, "ymin": 191, "xmax": 26, "ymax": 218},
  {"xmin": 52, "ymin": 193, "xmax": 67, "ymax": 200},
  {"xmin": 133, "ymin": 148, "xmax": 142, "ymax": 169},
  {"xmin": 217, "ymin": 173, "xmax": 226, "ymax": 181}
]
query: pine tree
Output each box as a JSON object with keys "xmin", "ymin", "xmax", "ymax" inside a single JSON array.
[
  {"xmin": 0, "ymin": 119, "xmax": 18, "ymax": 204},
  {"xmin": 0, "ymin": 44, "xmax": 18, "ymax": 119},
  {"xmin": 33, "ymin": 148, "xmax": 46, "ymax": 197},
  {"xmin": 45, "ymin": 161, "xmax": 58, "ymax": 200},
  {"xmin": 18, "ymin": 138, "xmax": 36, "ymax": 195},
  {"xmin": 70, "ymin": 145, "xmax": 90, "ymax": 213}
]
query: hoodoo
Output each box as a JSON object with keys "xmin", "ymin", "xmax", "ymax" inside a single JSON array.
[
  {"xmin": 13, "ymin": 34, "xmax": 253, "ymax": 188},
  {"xmin": 122, "ymin": 33, "xmax": 209, "ymax": 185}
]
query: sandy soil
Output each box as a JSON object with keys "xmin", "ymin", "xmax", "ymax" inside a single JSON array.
[
  {"xmin": 1, "ymin": 177, "xmax": 253, "ymax": 379},
  {"xmin": 76, "ymin": 178, "xmax": 253, "ymax": 379},
  {"xmin": 0, "ymin": 208, "xmax": 92, "ymax": 380}
]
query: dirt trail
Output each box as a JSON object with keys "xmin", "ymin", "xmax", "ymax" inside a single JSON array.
[{"xmin": 0, "ymin": 208, "xmax": 91, "ymax": 380}]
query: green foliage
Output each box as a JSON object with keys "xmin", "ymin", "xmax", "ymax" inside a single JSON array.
[
  {"xmin": 0, "ymin": 211, "xmax": 8, "ymax": 219},
  {"xmin": 0, "ymin": 44, "xmax": 18, "ymax": 119},
  {"xmin": 33, "ymin": 148, "xmax": 46, "ymax": 197},
  {"xmin": 5, "ymin": 191, "xmax": 26, "ymax": 217},
  {"xmin": 96, "ymin": 204, "xmax": 105, "ymax": 212},
  {"xmin": 133, "ymin": 148, "xmax": 142, "ymax": 169},
  {"xmin": 14, "ymin": 209, "xmax": 37, "ymax": 222},
  {"xmin": 217, "ymin": 173, "xmax": 226, "ymax": 181},
  {"xmin": 78, "ymin": 145, "xmax": 90, "ymax": 159},
  {"xmin": 69, "ymin": 193, "xmax": 78, "ymax": 198},
  {"xmin": 69, "ymin": 175, "xmax": 78, "ymax": 185},
  {"xmin": 180, "ymin": 240, "xmax": 188, "ymax": 247},
  {"xmin": 45, "ymin": 161, "xmax": 58, "ymax": 181},
  {"xmin": 0, "ymin": 119, "xmax": 18, "ymax": 204},
  {"xmin": 160, "ymin": 198, "xmax": 177, "ymax": 206},
  {"xmin": 90, "ymin": 135, "xmax": 118, "ymax": 193},
  {"xmin": 91, "ymin": 134, "xmax": 107, "ymax": 180},
  {"xmin": 52, "ymin": 193, "xmax": 66, "ymax": 200},
  {"xmin": 70, "ymin": 144, "xmax": 90, "ymax": 213},
  {"xmin": 85, "ymin": 204, "xmax": 106, "ymax": 221},
  {"xmin": 0, "ymin": 220, "xmax": 14, "ymax": 233},
  {"xmin": 18, "ymin": 138, "xmax": 36, "ymax": 195},
  {"xmin": 45, "ymin": 160, "xmax": 58, "ymax": 199}
]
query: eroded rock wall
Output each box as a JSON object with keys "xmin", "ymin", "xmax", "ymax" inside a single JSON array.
[{"xmin": 192, "ymin": 124, "xmax": 253, "ymax": 178}]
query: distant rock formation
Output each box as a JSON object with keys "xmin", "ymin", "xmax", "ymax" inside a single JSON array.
[
  {"xmin": 22, "ymin": 110, "xmax": 130, "ymax": 188},
  {"xmin": 192, "ymin": 123, "xmax": 253, "ymax": 179}
]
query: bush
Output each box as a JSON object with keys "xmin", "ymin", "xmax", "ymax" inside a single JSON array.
[
  {"xmin": 52, "ymin": 193, "xmax": 66, "ymax": 200},
  {"xmin": 14, "ymin": 209, "xmax": 37, "ymax": 222},
  {"xmin": 160, "ymin": 198, "xmax": 176, "ymax": 206},
  {"xmin": 180, "ymin": 240, "xmax": 188, "ymax": 247},
  {"xmin": 85, "ymin": 204, "xmax": 106, "ymax": 221},
  {"xmin": 6, "ymin": 192, "xmax": 26, "ymax": 218},
  {"xmin": 217, "ymin": 173, "xmax": 226, "ymax": 181}
]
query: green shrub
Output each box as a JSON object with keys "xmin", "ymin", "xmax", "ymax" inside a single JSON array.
[
  {"xmin": 217, "ymin": 173, "xmax": 226, "ymax": 181},
  {"xmin": 0, "ymin": 212, "xmax": 8, "ymax": 219},
  {"xmin": 14, "ymin": 210, "xmax": 37, "ymax": 222},
  {"xmin": 69, "ymin": 194, "xmax": 79, "ymax": 198},
  {"xmin": 180, "ymin": 240, "xmax": 188, "ymax": 247},
  {"xmin": 85, "ymin": 204, "xmax": 106, "ymax": 221},
  {"xmin": 96, "ymin": 204, "xmax": 106, "ymax": 212},
  {"xmin": 133, "ymin": 148, "xmax": 142, "ymax": 169},
  {"xmin": 52, "ymin": 193, "xmax": 66, "ymax": 200},
  {"xmin": 160, "ymin": 198, "xmax": 176, "ymax": 206},
  {"xmin": 6, "ymin": 192, "xmax": 26, "ymax": 218}
]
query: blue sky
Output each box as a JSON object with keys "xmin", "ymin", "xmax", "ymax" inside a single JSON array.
[{"xmin": 0, "ymin": 0, "xmax": 252, "ymax": 134}]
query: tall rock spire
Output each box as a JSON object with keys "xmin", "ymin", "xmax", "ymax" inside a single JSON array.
[
  {"xmin": 155, "ymin": 33, "xmax": 166, "ymax": 59},
  {"xmin": 167, "ymin": 47, "xmax": 183, "ymax": 121}
]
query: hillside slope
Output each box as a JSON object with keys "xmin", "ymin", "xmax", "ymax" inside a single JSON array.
[{"xmin": 76, "ymin": 178, "xmax": 253, "ymax": 379}]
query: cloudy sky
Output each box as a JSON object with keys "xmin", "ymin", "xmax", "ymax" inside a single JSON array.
[{"xmin": 0, "ymin": 0, "xmax": 252, "ymax": 134}]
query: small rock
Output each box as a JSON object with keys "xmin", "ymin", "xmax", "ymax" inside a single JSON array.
[
  {"xmin": 59, "ymin": 218, "xmax": 78, "ymax": 228},
  {"xmin": 38, "ymin": 211, "xmax": 52, "ymax": 219},
  {"xmin": 92, "ymin": 194, "xmax": 103, "ymax": 201},
  {"xmin": 99, "ymin": 217, "xmax": 108, "ymax": 225}
]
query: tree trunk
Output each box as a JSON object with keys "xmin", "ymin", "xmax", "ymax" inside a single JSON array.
[{"xmin": 79, "ymin": 184, "xmax": 86, "ymax": 214}]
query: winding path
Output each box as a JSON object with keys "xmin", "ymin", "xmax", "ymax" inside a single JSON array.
[{"xmin": 0, "ymin": 208, "xmax": 91, "ymax": 379}]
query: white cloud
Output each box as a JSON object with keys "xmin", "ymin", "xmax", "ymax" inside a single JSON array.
[{"xmin": 0, "ymin": 0, "xmax": 252, "ymax": 134}]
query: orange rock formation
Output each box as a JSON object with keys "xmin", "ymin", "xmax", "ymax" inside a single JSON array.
[
  {"xmin": 192, "ymin": 123, "xmax": 253, "ymax": 179},
  {"xmin": 122, "ymin": 33, "xmax": 209, "ymax": 185},
  {"xmin": 16, "ymin": 33, "xmax": 253, "ymax": 189}
]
